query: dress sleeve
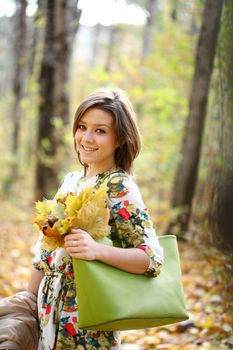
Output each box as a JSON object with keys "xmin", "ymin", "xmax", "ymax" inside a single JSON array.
[{"xmin": 106, "ymin": 173, "xmax": 164, "ymax": 277}]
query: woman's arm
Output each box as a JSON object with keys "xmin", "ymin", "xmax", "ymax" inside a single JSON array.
[
  {"xmin": 64, "ymin": 230, "xmax": 150, "ymax": 274},
  {"xmin": 27, "ymin": 268, "xmax": 44, "ymax": 296},
  {"xmin": 64, "ymin": 174, "xmax": 163, "ymax": 276}
]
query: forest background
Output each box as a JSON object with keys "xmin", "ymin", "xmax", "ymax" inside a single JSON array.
[{"xmin": 0, "ymin": 0, "xmax": 232, "ymax": 349}]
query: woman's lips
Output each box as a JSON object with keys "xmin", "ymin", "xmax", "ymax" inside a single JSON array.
[{"xmin": 81, "ymin": 145, "xmax": 98, "ymax": 152}]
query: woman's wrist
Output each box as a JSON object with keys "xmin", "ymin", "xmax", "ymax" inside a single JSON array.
[{"xmin": 95, "ymin": 242, "xmax": 109, "ymax": 261}]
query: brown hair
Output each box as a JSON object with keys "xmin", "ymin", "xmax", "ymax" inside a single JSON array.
[{"xmin": 73, "ymin": 88, "xmax": 141, "ymax": 174}]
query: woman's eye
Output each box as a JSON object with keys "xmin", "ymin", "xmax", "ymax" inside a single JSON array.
[
  {"xmin": 96, "ymin": 129, "xmax": 106, "ymax": 134},
  {"xmin": 77, "ymin": 124, "xmax": 85, "ymax": 130}
]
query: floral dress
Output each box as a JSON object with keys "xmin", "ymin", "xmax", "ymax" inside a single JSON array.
[{"xmin": 33, "ymin": 169, "xmax": 164, "ymax": 350}]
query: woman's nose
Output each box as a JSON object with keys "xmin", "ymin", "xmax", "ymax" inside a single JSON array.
[{"xmin": 82, "ymin": 130, "xmax": 94, "ymax": 142}]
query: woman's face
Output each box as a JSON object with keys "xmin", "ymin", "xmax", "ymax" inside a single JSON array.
[{"xmin": 74, "ymin": 108, "xmax": 119, "ymax": 175}]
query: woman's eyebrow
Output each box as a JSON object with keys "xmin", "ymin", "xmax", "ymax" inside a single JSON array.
[
  {"xmin": 95, "ymin": 123, "xmax": 111, "ymax": 128},
  {"xmin": 79, "ymin": 120, "xmax": 111, "ymax": 128}
]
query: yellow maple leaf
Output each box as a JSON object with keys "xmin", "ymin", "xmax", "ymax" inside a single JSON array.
[
  {"xmin": 34, "ymin": 181, "xmax": 110, "ymax": 250},
  {"xmin": 35, "ymin": 199, "xmax": 53, "ymax": 216},
  {"xmin": 64, "ymin": 192, "xmax": 83, "ymax": 217}
]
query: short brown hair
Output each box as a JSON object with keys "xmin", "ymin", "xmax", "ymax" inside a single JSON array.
[{"xmin": 73, "ymin": 88, "xmax": 141, "ymax": 174}]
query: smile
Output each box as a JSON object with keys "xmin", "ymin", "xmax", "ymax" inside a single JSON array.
[{"xmin": 81, "ymin": 145, "xmax": 98, "ymax": 152}]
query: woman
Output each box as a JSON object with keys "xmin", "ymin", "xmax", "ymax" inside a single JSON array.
[{"xmin": 28, "ymin": 88, "xmax": 164, "ymax": 349}]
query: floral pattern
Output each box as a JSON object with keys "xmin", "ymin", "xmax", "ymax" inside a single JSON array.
[{"xmin": 33, "ymin": 169, "xmax": 163, "ymax": 349}]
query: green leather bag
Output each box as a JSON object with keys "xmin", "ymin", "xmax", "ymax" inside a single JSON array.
[{"xmin": 73, "ymin": 235, "xmax": 189, "ymax": 331}]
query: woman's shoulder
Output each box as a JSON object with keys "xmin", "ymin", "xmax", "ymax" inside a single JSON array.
[
  {"xmin": 63, "ymin": 170, "xmax": 83, "ymax": 182},
  {"xmin": 57, "ymin": 170, "xmax": 83, "ymax": 195},
  {"xmin": 102, "ymin": 170, "xmax": 140, "ymax": 200}
]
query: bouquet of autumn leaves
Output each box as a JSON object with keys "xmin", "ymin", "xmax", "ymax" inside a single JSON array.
[{"xmin": 34, "ymin": 183, "xmax": 110, "ymax": 251}]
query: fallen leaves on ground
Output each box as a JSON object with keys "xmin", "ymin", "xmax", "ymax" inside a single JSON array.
[
  {"xmin": 0, "ymin": 207, "xmax": 232, "ymax": 350},
  {"xmin": 121, "ymin": 242, "xmax": 233, "ymax": 350}
]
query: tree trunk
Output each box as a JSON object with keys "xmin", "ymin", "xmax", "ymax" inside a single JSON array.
[
  {"xmin": 105, "ymin": 25, "xmax": 120, "ymax": 73},
  {"xmin": 0, "ymin": 17, "xmax": 15, "ymax": 97},
  {"xmin": 28, "ymin": 0, "xmax": 45, "ymax": 76},
  {"xmin": 89, "ymin": 23, "xmax": 102, "ymax": 68},
  {"xmin": 170, "ymin": 0, "xmax": 178, "ymax": 22},
  {"xmin": 142, "ymin": 0, "xmax": 157, "ymax": 60},
  {"xmin": 165, "ymin": 0, "xmax": 224, "ymax": 236},
  {"xmin": 207, "ymin": 0, "xmax": 233, "ymax": 252},
  {"xmin": 35, "ymin": 0, "xmax": 81, "ymax": 199},
  {"xmin": 12, "ymin": 0, "xmax": 27, "ymax": 155}
]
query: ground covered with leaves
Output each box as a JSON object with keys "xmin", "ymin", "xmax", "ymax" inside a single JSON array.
[{"xmin": 0, "ymin": 208, "xmax": 232, "ymax": 350}]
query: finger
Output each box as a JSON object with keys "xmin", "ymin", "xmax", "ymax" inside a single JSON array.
[
  {"xmin": 71, "ymin": 240, "xmax": 77, "ymax": 247},
  {"xmin": 65, "ymin": 233, "xmax": 81, "ymax": 242},
  {"xmin": 66, "ymin": 246, "xmax": 83, "ymax": 253},
  {"xmin": 64, "ymin": 239, "xmax": 77, "ymax": 248},
  {"xmin": 71, "ymin": 228, "xmax": 83, "ymax": 234},
  {"xmin": 66, "ymin": 231, "xmax": 87, "ymax": 239}
]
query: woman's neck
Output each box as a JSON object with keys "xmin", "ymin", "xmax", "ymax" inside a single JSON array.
[{"xmin": 84, "ymin": 165, "xmax": 117, "ymax": 179}]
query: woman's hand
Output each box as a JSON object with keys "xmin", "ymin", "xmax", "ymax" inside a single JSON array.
[
  {"xmin": 64, "ymin": 229, "xmax": 150, "ymax": 274},
  {"xmin": 64, "ymin": 229, "xmax": 100, "ymax": 260}
]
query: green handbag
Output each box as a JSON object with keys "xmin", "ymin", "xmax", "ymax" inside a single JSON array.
[{"xmin": 73, "ymin": 235, "xmax": 189, "ymax": 331}]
